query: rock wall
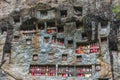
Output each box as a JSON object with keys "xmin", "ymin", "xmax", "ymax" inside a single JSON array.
[{"xmin": 0, "ymin": 0, "xmax": 120, "ymax": 80}]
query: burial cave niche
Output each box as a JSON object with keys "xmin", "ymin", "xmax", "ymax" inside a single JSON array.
[
  {"xmin": 44, "ymin": 37, "xmax": 50, "ymax": 43},
  {"xmin": 76, "ymin": 42, "xmax": 89, "ymax": 54},
  {"xmin": 57, "ymin": 38, "xmax": 64, "ymax": 45},
  {"xmin": 60, "ymin": 10, "xmax": 67, "ymax": 18},
  {"xmin": 76, "ymin": 21, "xmax": 83, "ymax": 29},
  {"xmin": 13, "ymin": 15, "xmax": 20, "ymax": 23},
  {"xmin": 47, "ymin": 21, "xmax": 56, "ymax": 27},
  {"xmin": 30, "ymin": 65, "xmax": 56, "ymax": 76},
  {"xmin": 52, "ymin": 35, "xmax": 57, "ymax": 43},
  {"xmin": 76, "ymin": 65, "xmax": 92, "ymax": 77},
  {"xmin": 67, "ymin": 40, "xmax": 73, "ymax": 47},
  {"xmin": 40, "ymin": 11, "xmax": 47, "ymax": 17},
  {"xmin": 74, "ymin": 6, "xmax": 82, "ymax": 16},
  {"xmin": 101, "ymin": 37, "xmax": 107, "ymax": 43},
  {"xmin": 38, "ymin": 22, "xmax": 45, "ymax": 30},
  {"xmin": 20, "ymin": 18, "xmax": 36, "ymax": 31},
  {"xmin": 62, "ymin": 54, "xmax": 67, "ymax": 61},
  {"xmin": 58, "ymin": 65, "xmax": 74, "ymax": 77},
  {"xmin": 101, "ymin": 21, "xmax": 108, "ymax": 28},
  {"xmin": 82, "ymin": 33, "xmax": 88, "ymax": 41},
  {"xmin": 26, "ymin": 38, "xmax": 32, "ymax": 45},
  {"xmin": 1, "ymin": 26, "xmax": 7, "ymax": 34},
  {"xmin": 47, "ymin": 21, "xmax": 57, "ymax": 34},
  {"xmin": 57, "ymin": 27, "xmax": 64, "ymax": 33},
  {"xmin": 95, "ymin": 64, "xmax": 101, "ymax": 71},
  {"xmin": 33, "ymin": 54, "xmax": 38, "ymax": 61},
  {"xmin": 76, "ymin": 55, "xmax": 82, "ymax": 62},
  {"xmin": 14, "ymin": 35, "xmax": 20, "ymax": 42}
]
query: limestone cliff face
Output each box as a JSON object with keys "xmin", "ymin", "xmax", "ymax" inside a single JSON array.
[
  {"xmin": 0, "ymin": 0, "xmax": 46, "ymax": 19},
  {"xmin": 0, "ymin": 0, "xmax": 120, "ymax": 80},
  {"xmin": 0, "ymin": 0, "xmax": 120, "ymax": 20}
]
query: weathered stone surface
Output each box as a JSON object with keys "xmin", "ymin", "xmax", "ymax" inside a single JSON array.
[{"xmin": 1, "ymin": 0, "xmax": 120, "ymax": 80}]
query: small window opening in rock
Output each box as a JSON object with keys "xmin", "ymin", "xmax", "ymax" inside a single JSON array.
[
  {"xmin": 76, "ymin": 55, "xmax": 82, "ymax": 62},
  {"xmin": 57, "ymin": 38, "xmax": 64, "ymax": 45},
  {"xmin": 76, "ymin": 21, "xmax": 83, "ymax": 29},
  {"xmin": 101, "ymin": 37, "xmax": 107, "ymax": 42},
  {"xmin": 20, "ymin": 24, "xmax": 36, "ymax": 31},
  {"xmin": 60, "ymin": 10, "xmax": 67, "ymax": 18},
  {"xmin": 58, "ymin": 27, "xmax": 64, "ymax": 33},
  {"xmin": 74, "ymin": 7, "xmax": 82, "ymax": 16},
  {"xmin": 47, "ymin": 29, "xmax": 57, "ymax": 34},
  {"xmin": 95, "ymin": 64, "xmax": 101, "ymax": 71},
  {"xmin": 47, "ymin": 21, "xmax": 55, "ymax": 27},
  {"xmin": 76, "ymin": 42, "xmax": 88, "ymax": 48},
  {"xmin": 44, "ymin": 37, "xmax": 50, "ymax": 43},
  {"xmin": 101, "ymin": 21, "xmax": 108, "ymax": 28},
  {"xmin": 47, "ymin": 21, "xmax": 56, "ymax": 34},
  {"xmin": 1, "ymin": 27, "xmax": 7, "ymax": 34},
  {"xmin": 13, "ymin": 15, "xmax": 20, "ymax": 23},
  {"xmin": 40, "ymin": 11, "xmax": 47, "ymax": 16},
  {"xmin": 62, "ymin": 54, "xmax": 67, "ymax": 61},
  {"xmin": 14, "ymin": 35, "xmax": 19, "ymax": 39},
  {"xmin": 68, "ymin": 40, "xmax": 73, "ymax": 47},
  {"xmin": 52, "ymin": 36, "xmax": 57, "ymax": 43},
  {"xmin": 82, "ymin": 33, "xmax": 88, "ymax": 41},
  {"xmin": 26, "ymin": 39, "xmax": 32, "ymax": 44},
  {"xmin": 14, "ymin": 35, "xmax": 20, "ymax": 41},
  {"xmin": 38, "ymin": 23, "xmax": 44, "ymax": 30},
  {"xmin": 33, "ymin": 54, "xmax": 38, "ymax": 61}
]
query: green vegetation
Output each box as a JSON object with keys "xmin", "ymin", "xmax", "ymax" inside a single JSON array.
[{"xmin": 112, "ymin": 5, "xmax": 120, "ymax": 13}]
